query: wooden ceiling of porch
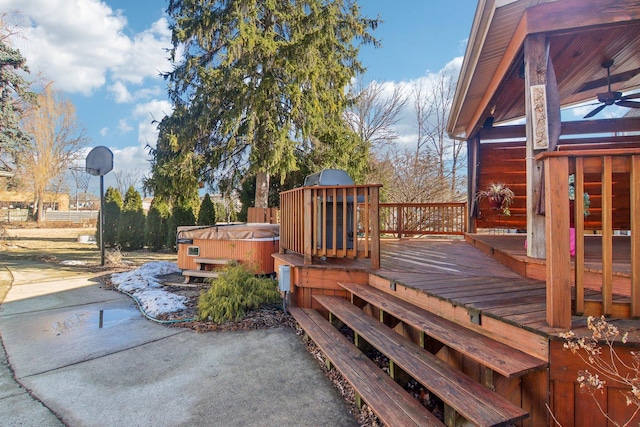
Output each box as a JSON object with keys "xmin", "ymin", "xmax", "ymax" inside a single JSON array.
[{"xmin": 449, "ymin": 0, "xmax": 640, "ymax": 139}]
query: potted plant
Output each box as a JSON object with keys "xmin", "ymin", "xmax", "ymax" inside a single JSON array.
[
  {"xmin": 568, "ymin": 174, "xmax": 590, "ymax": 226},
  {"xmin": 477, "ymin": 182, "xmax": 515, "ymax": 216}
]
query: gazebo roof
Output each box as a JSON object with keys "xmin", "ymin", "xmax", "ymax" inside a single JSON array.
[{"xmin": 447, "ymin": 0, "xmax": 640, "ymax": 140}]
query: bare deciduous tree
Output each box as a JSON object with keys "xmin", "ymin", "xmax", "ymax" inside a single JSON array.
[
  {"xmin": 113, "ymin": 168, "xmax": 142, "ymax": 197},
  {"xmin": 16, "ymin": 84, "xmax": 88, "ymax": 221},
  {"xmin": 412, "ymin": 65, "xmax": 466, "ymax": 200},
  {"xmin": 368, "ymin": 146, "xmax": 449, "ymax": 203},
  {"xmin": 345, "ymin": 79, "xmax": 407, "ymax": 147}
]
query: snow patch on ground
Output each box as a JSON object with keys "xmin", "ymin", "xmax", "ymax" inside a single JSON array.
[
  {"xmin": 60, "ymin": 260, "xmax": 88, "ymax": 266},
  {"xmin": 111, "ymin": 262, "xmax": 188, "ymax": 317}
]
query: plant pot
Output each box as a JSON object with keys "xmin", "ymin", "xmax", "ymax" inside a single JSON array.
[{"xmin": 489, "ymin": 196, "xmax": 504, "ymax": 210}]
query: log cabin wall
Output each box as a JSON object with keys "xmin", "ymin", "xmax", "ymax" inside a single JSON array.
[{"xmin": 475, "ymin": 135, "xmax": 640, "ymax": 231}]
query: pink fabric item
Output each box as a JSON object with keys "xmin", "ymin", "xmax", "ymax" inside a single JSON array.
[
  {"xmin": 524, "ymin": 230, "xmax": 575, "ymax": 256},
  {"xmin": 570, "ymin": 227, "xmax": 576, "ymax": 257}
]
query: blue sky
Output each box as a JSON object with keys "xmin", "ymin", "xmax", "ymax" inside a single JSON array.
[{"xmin": 2, "ymin": 0, "xmax": 475, "ymax": 193}]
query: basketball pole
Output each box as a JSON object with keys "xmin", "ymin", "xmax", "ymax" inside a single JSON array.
[
  {"xmin": 85, "ymin": 145, "xmax": 113, "ymax": 268},
  {"xmin": 100, "ymin": 174, "xmax": 105, "ymax": 266}
]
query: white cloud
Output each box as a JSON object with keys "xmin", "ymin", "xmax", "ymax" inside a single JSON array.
[
  {"xmin": 111, "ymin": 17, "xmax": 172, "ymax": 84},
  {"xmin": 5, "ymin": 0, "xmax": 171, "ymax": 95},
  {"xmin": 109, "ymin": 81, "xmax": 133, "ymax": 103},
  {"xmin": 132, "ymin": 99, "xmax": 173, "ymax": 147},
  {"xmin": 99, "ymin": 127, "xmax": 109, "ymax": 137},
  {"xmin": 118, "ymin": 119, "xmax": 133, "ymax": 133}
]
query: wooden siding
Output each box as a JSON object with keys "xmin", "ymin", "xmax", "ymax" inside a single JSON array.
[
  {"xmin": 476, "ymin": 141, "xmax": 640, "ymax": 231},
  {"xmin": 177, "ymin": 238, "xmax": 279, "ymax": 274},
  {"xmin": 550, "ymin": 339, "xmax": 640, "ymax": 427},
  {"xmin": 247, "ymin": 207, "xmax": 279, "ymax": 224}
]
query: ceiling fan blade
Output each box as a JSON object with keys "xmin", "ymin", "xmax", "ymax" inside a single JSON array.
[
  {"xmin": 576, "ymin": 67, "xmax": 640, "ymax": 93},
  {"xmin": 584, "ymin": 103, "xmax": 607, "ymax": 118},
  {"xmin": 621, "ymin": 93, "xmax": 640, "ymax": 100},
  {"xmin": 616, "ymin": 100, "xmax": 640, "ymax": 109}
]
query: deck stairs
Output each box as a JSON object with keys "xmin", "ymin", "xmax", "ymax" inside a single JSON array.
[
  {"xmin": 181, "ymin": 257, "xmax": 234, "ymax": 283},
  {"xmin": 289, "ymin": 280, "xmax": 548, "ymax": 427}
]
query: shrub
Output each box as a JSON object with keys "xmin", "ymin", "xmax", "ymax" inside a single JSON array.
[
  {"xmin": 99, "ymin": 187, "xmax": 122, "ymax": 247},
  {"xmin": 197, "ymin": 193, "xmax": 216, "ymax": 225},
  {"xmin": 167, "ymin": 203, "xmax": 196, "ymax": 250},
  {"xmin": 145, "ymin": 197, "xmax": 170, "ymax": 251},
  {"xmin": 117, "ymin": 186, "xmax": 145, "ymax": 250},
  {"xmin": 197, "ymin": 263, "xmax": 281, "ymax": 323}
]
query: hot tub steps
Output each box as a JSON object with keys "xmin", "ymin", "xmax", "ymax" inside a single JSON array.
[
  {"xmin": 183, "ymin": 257, "xmax": 235, "ymax": 283},
  {"xmin": 181, "ymin": 269, "xmax": 220, "ymax": 283}
]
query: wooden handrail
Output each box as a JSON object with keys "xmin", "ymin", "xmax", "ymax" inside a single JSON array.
[
  {"xmin": 279, "ymin": 184, "xmax": 381, "ymax": 268},
  {"xmin": 379, "ymin": 202, "xmax": 467, "ymax": 237},
  {"xmin": 536, "ymin": 149, "xmax": 640, "ymax": 328}
]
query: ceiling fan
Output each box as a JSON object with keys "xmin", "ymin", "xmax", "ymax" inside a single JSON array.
[{"xmin": 583, "ymin": 60, "xmax": 640, "ymax": 119}]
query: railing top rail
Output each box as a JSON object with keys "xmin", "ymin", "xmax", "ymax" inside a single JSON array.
[
  {"xmin": 535, "ymin": 148, "xmax": 640, "ymax": 161},
  {"xmin": 380, "ymin": 202, "xmax": 467, "ymax": 208},
  {"xmin": 279, "ymin": 183, "xmax": 383, "ymax": 195}
]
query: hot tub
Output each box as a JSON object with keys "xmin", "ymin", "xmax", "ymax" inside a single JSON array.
[{"xmin": 176, "ymin": 223, "xmax": 280, "ymax": 274}]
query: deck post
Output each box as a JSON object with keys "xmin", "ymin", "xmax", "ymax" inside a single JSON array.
[
  {"xmin": 303, "ymin": 187, "xmax": 313, "ymax": 265},
  {"xmin": 370, "ymin": 186, "xmax": 380, "ymax": 269},
  {"xmin": 524, "ymin": 33, "xmax": 549, "ymax": 259},
  {"xmin": 544, "ymin": 155, "xmax": 571, "ymax": 328},
  {"xmin": 632, "ymin": 155, "xmax": 640, "ymax": 317}
]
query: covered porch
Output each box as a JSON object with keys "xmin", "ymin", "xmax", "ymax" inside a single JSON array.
[{"xmin": 274, "ymin": 1, "xmax": 640, "ymax": 425}]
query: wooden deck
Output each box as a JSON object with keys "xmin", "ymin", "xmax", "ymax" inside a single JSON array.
[
  {"xmin": 277, "ymin": 235, "xmax": 640, "ymax": 426},
  {"xmin": 375, "ymin": 236, "xmax": 637, "ymax": 342},
  {"xmin": 277, "ymin": 236, "xmax": 637, "ymax": 342}
]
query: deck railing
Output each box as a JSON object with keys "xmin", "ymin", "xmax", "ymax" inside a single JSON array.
[
  {"xmin": 537, "ymin": 149, "xmax": 640, "ymax": 328},
  {"xmin": 279, "ymin": 185, "xmax": 381, "ymax": 268},
  {"xmin": 379, "ymin": 202, "xmax": 467, "ymax": 237}
]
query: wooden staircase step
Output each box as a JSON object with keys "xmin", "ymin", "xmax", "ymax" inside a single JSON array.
[
  {"xmin": 339, "ymin": 282, "xmax": 546, "ymax": 378},
  {"xmin": 194, "ymin": 257, "xmax": 234, "ymax": 265},
  {"xmin": 288, "ymin": 306, "xmax": 443, "ymax": 427},
  {"xmin": 314, "ymin": 295, "xmax": 528, "ymax": 427},
  {"xmin": 181, "ymin": 269, "xmax": 220, "ymax": 283}
]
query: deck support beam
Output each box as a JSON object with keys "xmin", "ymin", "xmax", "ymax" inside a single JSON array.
[
  {"xmin": 524, "ymin": 33, "xmax": 550, "ymax": 259},
  {"xmin": 544, "ymin": 155, "xmax": 571, "ymax": 328}
]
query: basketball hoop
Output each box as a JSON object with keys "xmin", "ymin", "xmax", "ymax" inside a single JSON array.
[
  {"xmin": 69, "ymin": 166, "xmax": 92, "ymax": 211},
  {"xmin": 85, "ymin": 146, "xmax": 113, "ymax": 267},
  {"xmin": 70, "ymin": 166, "xmax": 91, "ymax": 193}
]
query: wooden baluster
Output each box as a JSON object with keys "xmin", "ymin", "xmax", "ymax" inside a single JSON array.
[
  {"xmin": 602, "ymin": 156, "xmax": 613, "ymax": 316},
  {"xmin": 304, "ymin": 188, "xmax": 313, "ymax": 265},
  {"xmin": 371, "ymin": 186, "xmax": 380, "ymax": 269},
  {"xmin": 574, "ymin": 157, "xmax": 585, "ymax": 315},
  {"xmin": 631, "ymin": 155, "xmax": 640, "ymax": 317}
]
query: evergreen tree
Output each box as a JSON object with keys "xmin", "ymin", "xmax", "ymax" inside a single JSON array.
[
  {"xmin": 214, "ymin": 202, "xmax": 228, "ymax": 224},
  {"xmin": 100, "ymin": 187, "xmax": 123, "ymax": 247},
  {"xmin": 145, "ymin": 197, "xmax": 171, "ymax": 251},
  {"xmin": 117, "ymin": 186, "xmax": 145, "ymax": 250},
  {"xmin": 154, "ymin": 0, "xmax": 379, "ymax": 208},
  {"xmin": 167, "ymin": 202, "xmax": 196, "ymax": 250},
  {"xmin": 0, "ymin": 20, "xmax": 36, "ymax": 156},
  {"xmin": 197, "ymin": 193, "xmax": 216, "ymax": 226}
]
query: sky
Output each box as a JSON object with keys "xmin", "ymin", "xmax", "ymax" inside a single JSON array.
[{"xmin": 2, "ymin": 0, "xmax": 476, "ymax": 195}]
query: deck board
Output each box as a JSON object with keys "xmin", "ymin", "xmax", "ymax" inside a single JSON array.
[
  {"xmin": 278, "ymin": 235, "xmax": 635, "ymax": 341},
  {"xmin": 374, "ymin": 236, "xmax": 636, "ymax": 341}
]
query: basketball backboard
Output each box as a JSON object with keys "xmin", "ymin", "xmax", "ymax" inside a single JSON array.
[{"xmin": 86, "ymin": 146, "xmax": 114, "ymax": 176}]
